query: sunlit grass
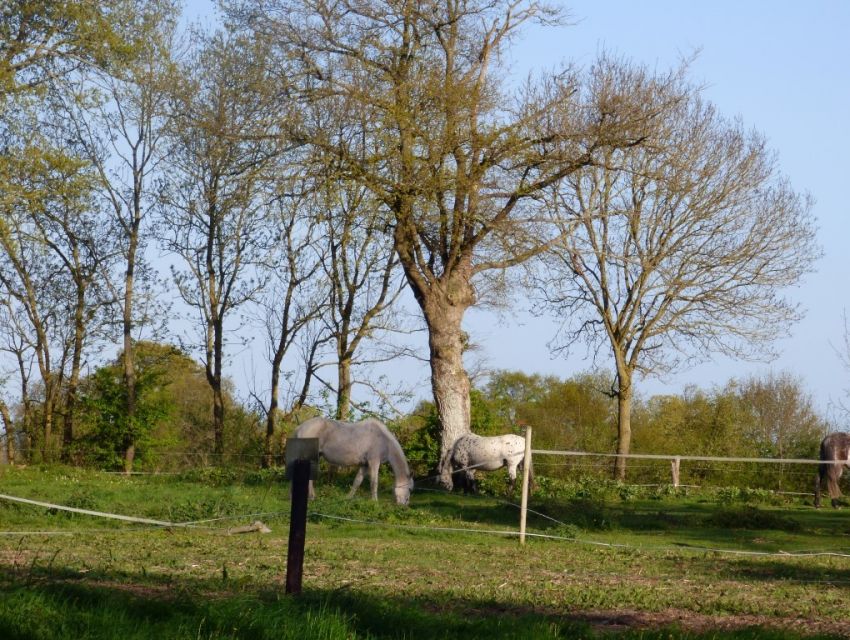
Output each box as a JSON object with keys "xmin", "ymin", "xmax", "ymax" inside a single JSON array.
[{"xmin": 1, "ymin": 465, "xmax": 848, "ymax": 639}]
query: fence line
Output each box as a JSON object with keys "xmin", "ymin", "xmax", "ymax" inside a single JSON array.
[{"xmin": 531, "ymin": 449, "xmax": 828, "ymax": 465}]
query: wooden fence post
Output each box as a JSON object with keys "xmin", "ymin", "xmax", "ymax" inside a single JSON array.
[
  {"xmin": 284, "ymin": 437, "xmax": 318, "ymax": 596},
  {"xmin": 285, "ymin": 459, "xmax": 310, "ymax": 595},
  {"xmin": 671, "ymin": 456, "xmax": 681, "ymax": 488},
  {"xmin": 519, "ymin": 426, "xmax": 532, "ymax": 545}
]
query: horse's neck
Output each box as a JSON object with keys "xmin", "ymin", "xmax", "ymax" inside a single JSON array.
[{"xmin": 386, "ymin": 438, "xmax": 410, "ymax": 482}]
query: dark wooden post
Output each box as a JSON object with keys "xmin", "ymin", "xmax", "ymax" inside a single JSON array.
[
  {"xmin": 285, "ymin": 459, "xmax": 310, "ymax": 595},
  {"xmin": 284, "ymin": 437, "xmax": 318, "ymax": 596}
]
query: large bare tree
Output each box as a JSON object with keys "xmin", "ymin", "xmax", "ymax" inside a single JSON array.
[
  {"xmin": 228, "ymin": 0, "xmax": 668, "ymax": 483},
  {"xmin": 534, "ymin": 83, "xmax": 820, "ymax": 479},
  {"xmin": 159, "ymin": 30, "xmax": 281, "ymax": 456}
]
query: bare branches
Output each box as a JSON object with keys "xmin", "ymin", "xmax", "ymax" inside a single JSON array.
[{"xmin": 531, "ymin": 71, "xmax": 820, "ymax": 477}]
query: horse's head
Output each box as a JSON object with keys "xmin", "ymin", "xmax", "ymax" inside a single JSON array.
[{"xmin": 394, "ymin": 473, "xmax": 414, "ymax": 505}]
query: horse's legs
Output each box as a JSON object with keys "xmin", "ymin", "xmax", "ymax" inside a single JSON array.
[
  {"xmin": 827, "ymin": 463, "xmax": 843, "ymax": 508},
  {"xmin": 347, "ymin": 466, "xmax": 366, "ymax": 498},
  {"xmin": 465, "ymin": 470, "xmax": 477, "ymax": 494},
  {"xmin": 368, "ymin": 461, "xmax": 380, "ymax": 500},
  {"xmin": 506, "ymin": 458, "xmax": 520, "ymax": 494}
]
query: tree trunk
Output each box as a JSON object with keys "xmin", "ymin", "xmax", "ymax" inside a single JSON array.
[
  {"xmin": 336, "ymin": 356, "xmax": 352, "ymax": 421},
  {"xmin": 41, "ymin": 385, "xmax": 56, "ymax": 463},
  {"xmin": 206, "ymin": 279, "xmax": 225, "ymax": 457},
  {"xmin": 122, "ymin": 228, "xmax": 139, "ymax": 474},
  {"xmin": 0, "ymin": 400, "xmax": 15, "ymax": 464},
  {"xmin": 212, "ymin": 381, "xmax": 225, "ymax": 458},
  {"xmin": 62, "ymin": 286, "xmax": 87, "ymax": 461},
  {"xmin": 264, "ymin": 357, "xmax": 282, "ymax": 469},
  {"xmin": 614, "ymin": 366, "xmax": 634, "ymax": 481},
  {"xmin": 423, "ymin": 292, "xmax": 473, "ymax": 487}
]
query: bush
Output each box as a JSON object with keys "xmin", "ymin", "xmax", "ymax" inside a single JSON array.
[
  {"xmin": 243, "ymin": 467, "xmax": 288, "ymax": 486},
  {"xmin": 177, "ymin": 467, "xmax": 238, "ymax": 486}
]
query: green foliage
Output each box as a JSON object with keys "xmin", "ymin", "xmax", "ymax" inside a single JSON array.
[
  {"xmin": 243, "ymin": 467, "xmax": 288, "ymax": 486},
  {"xmin": 396, "ymin": 401, "xmax": 442, "ymax": 476},
  {"xmin": 73, "ymin": 361, "xmax": 173, "ymax": 469},
  {"xmin": 177, "ymin": 467, "xmax": 239, "ymax": 487},
  {"xmin": 0, "ymin": 0, "xmax": 129, "ymax": 97},
  {"xmin": 69, "ymin": 341, "xmax": 263, "ymax": 471},
  {"xmin": 482, "ymin": 370, "xmax": 617, "ymax": 464}
]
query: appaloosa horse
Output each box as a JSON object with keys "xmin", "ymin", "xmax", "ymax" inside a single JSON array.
[
  {"xmin": 291, "ymin": 417, "xmax": 414, "ymax": 504},
  {"xmin": 442, "ymin": 433, "xmax": 533, "ymax": 494}
]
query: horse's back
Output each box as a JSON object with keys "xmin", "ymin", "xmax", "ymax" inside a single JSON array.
[
  {"xmin": 294, "ymin": 417, "xmax": 394, "ymax": 467},
  {"xmin": 292, "ymin": 416, "xmax": 331, "ymax": 439},
  {"xmin": 820, "ymin": 432, "xmax": 850, "ymax": 464},
  {"xmin": 453, "ymin": 433, "xmax": 524, "ymax": 469}
]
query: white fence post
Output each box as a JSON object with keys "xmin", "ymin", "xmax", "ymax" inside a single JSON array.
[
  {"xmin": 519, "ymin": 426, "xmax": 532, "ymax": 545},
  {"xmin": 671, "ymin": 456, "xmax": 681, "ymax": 488}
]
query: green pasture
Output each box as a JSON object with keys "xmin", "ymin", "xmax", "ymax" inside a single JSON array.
[{"xmin": 1, "ymin": 465, "xmax": 849, "ymax": 639}]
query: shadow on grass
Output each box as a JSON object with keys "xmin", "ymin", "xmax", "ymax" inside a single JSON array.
[
  {"xmin": 683, "ymin": 557, "xmax": 850, "ymax": 586},
  {"xmin": 0, "ymin": 567, "xmax": 843, "ymax": 640}
]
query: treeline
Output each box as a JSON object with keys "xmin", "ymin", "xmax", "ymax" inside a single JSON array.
[
  {"xmin": 399, "ymin": 369, "xmax": 827, "ymax": 491},
  {"xmin": 0, "ymin": 2, "xmax": 823, "ymax": 479},
  {"xmin": 1, "ymin": 338, "xmax": 828, "ymax": 493}
]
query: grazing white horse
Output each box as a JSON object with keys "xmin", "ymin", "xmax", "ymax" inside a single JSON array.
[
  {"xmin": 442, "ymin": 433, "xmax": 532, "ymax": 494},
  {"xmin": 291, "ymin": 417, "xmax": 414, "ymax": 504}
]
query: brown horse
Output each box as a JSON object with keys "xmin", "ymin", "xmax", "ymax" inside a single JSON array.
[{"xmin": 814, "ymin": 432, "xmax": 850, "ymax": 508}]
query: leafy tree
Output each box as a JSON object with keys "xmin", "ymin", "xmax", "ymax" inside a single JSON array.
[
  {"xmin": 0, "ymin": 0, "xmax": 125, "ymax": 99},
  {"xmin": 255, "ymin": 176, "xmax": 326, "ymax": 467},
  {"xmin": 53, "ymin": 0, "xmax": 181, "ymax": 472},
  {"xmin": 75, "ymin": 341, "xmax": 260, "ymax": 470},
  {"xmin": 316, "ymin": 178, "xmax": 408, "ymax": 421},
  {"xmin": 0, "ymin": 142, "xmax": 112, "ymax": 461}
]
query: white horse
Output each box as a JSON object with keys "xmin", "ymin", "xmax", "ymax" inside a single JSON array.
[
  {"xmin": 291, "ymin": 417, "xmax": 414, "ymax": 504},
  {"xmin": 441, "ymin": 433, "xmax": 533, "ymax": 494}
]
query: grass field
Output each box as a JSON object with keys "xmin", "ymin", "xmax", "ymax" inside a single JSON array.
[{"xmin": 1, "ymin": 464, "xmax": 849, "ymax": 639}]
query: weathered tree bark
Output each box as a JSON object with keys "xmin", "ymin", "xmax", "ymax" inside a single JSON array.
[
  {"xmin": 405, "ymin": 258, "xmax": 476, "ymax": 484},
  {"xmin": 427, "ymin": 305, "xmax": 472, "ymax": 486}
]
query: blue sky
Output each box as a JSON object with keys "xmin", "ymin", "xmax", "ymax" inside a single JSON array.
[{"xmin": 184, "ymin": 1, "xmax": 849, "ymax": 419}]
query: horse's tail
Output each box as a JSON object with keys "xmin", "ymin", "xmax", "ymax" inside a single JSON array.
[
  {"xmin": 816, "ymin": 433, "xmax": 846, "ymax": 507},
  {"xmin": 815, "ymin": 464, "xmax": 823, "ymax": 507},
  {"xmin": 825, "ymin": 463, "xmax": 842, "ymax": 501}
]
